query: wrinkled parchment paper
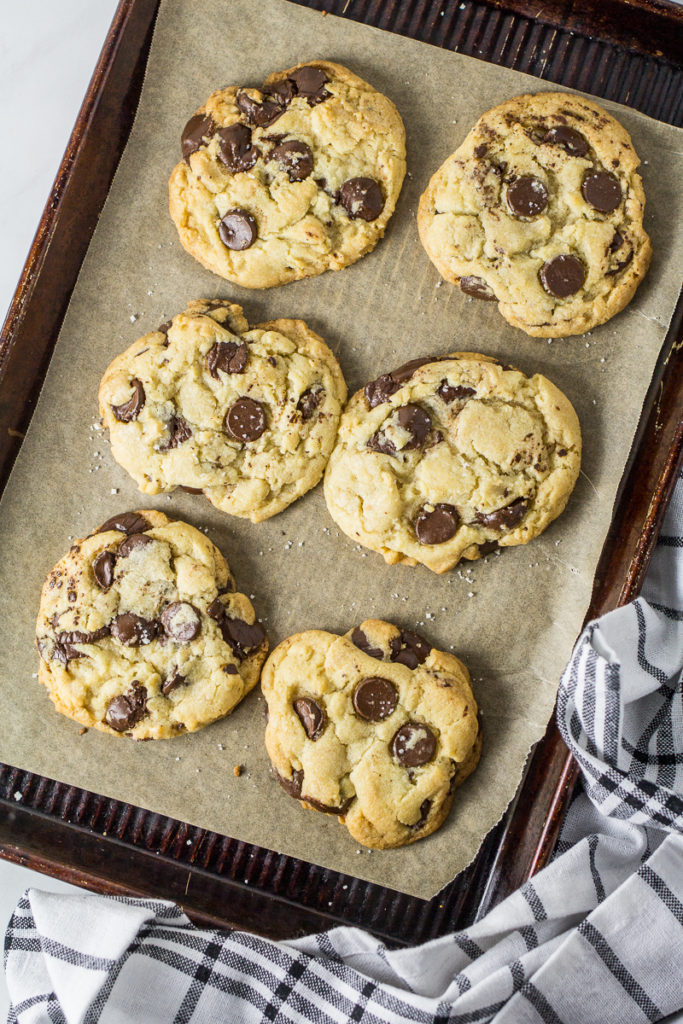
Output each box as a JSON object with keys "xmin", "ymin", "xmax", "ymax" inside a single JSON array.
[{"xmin": 0, "ymin": 0, "xmax": 682, "ymax": 899}]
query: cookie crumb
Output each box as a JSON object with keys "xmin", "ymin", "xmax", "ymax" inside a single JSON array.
[
  {"xmin": 233, "ymin": 764, "xmax": 243, "ymax": 777},
  {"xmin": 79, "ymin": 727, "xmax": 88, "ymax": 735}
]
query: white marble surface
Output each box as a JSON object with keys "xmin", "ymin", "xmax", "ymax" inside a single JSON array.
[{"xmin": 0, "ymin": 5, "xmax": 119, "ymax": 1017}]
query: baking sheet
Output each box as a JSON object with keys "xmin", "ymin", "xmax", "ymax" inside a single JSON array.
[{"xmin": 0, "ymin": 0, "xmax": 682, "ymax": 900}]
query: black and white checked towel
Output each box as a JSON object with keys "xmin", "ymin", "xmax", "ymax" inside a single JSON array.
[{"xmin": 5, "ymin": 472, "xmax": 683, "ymax": 1024}]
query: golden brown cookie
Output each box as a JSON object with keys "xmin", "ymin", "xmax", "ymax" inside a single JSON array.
[
  {"xmin": 99, "ymin": 300, "xmax": 347, "ymax": 523},
  {"xmin": 324, "ymin": 353, "xmax": 581, "ymax": 573},
  {"xmin": 262, "ymin": 620, "xmax": 480, "ymax": 849},
  {"xmin": 169, "ymin": 61, "xmax": 406, "ymax": 288},
  {"xmin": 35, "ymin": 510, "xmax": 267, "ymax": 739},
  {"xmin": 418, "ymin": 92, "xmax": 651, "ymax": 337}
]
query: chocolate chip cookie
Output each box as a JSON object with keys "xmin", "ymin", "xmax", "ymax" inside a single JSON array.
[
  {"xmin": 262, "ymin": 619, "xmax": 480, "ymax": 849},
  {"xmin": 418, "ymin": 92, "xmax": 651, "ymax": 337},
  {"xmin": 169, "ymin": 61, "xmax": 406, "ymax": 288},
  {"xmin": 99, "ymin": 300, "xmax": 347, "ymax": 522},
  {"xmin": 323, "ymin": 353, "xmax": 581, "ymax": 573},
  {"xmin": 36, "ymin": 510, "xmax": 268, "ymax": 739}
]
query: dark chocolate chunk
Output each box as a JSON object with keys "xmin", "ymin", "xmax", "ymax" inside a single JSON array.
[
  {"xmin": 219, "ymin": 209, "xmax": 257, "ymax": 250},
  {"xmin": 117, "ymin": 533, "xmax": 153, "ymax": 558},
  {"xmin": 112, "ymin": 379, "xmax": 145, "ymax": 422},
  {"xmin": 236, "ymin": 90, "xmax": 287, "ymax": 128},
  {"xmin": 338, "ymin": 177, "xmax": 384, "ymax": 221},
  {"xmin": 207, "ymin": 597, "xmax": 225, "ymax": 621},
  {"xmin": 540, "ymin": 254, "xmax": 586, "ymax": 298},
  {"xmin": 474, "ymin": 144, "xmax": 487, "ymax": 159},
  {"xmin": 390, "ymin": 630, "xmax": 431, "ymax": 670},
  {"xmin": 267, "ymin": 79, "xmax": 296, "ymax": 106},
  {"xmin": 351, "ymin": 627, "xmax": 384, "ymax": 660},
  {"xmin": 474, "ymin": 496, "xmax": 528, "ymax": 530},
  {"xmin": 221, "ymin": 618, "xmax": 266, "ymax": 658},
  {"xmin": 297, "ymin": 387, "xmax": 323, "ymax": 421},
  {"xmin": 93, "ymin": 550, "xmax": 116, "ymax": 590},
  {"xmin": 161, "ymin": 670, "xmax": 187, "ymax": 696},
  {"xmin": 96, "ymin": 512, "xmax": 150, "ymax": 536},
  {"xmin": 506, "ymin": 175, "xmax": 548, "ymax": 218},
  {"xmin": 437, "ymin": 380, "xmax": 476, "ymax": 403},
  {"xmin": 478, "ymin": 540, "xmax": 500, "ymax": 556},
  {"xmin": 275, "ymin": 767, "xmax": 304, "ymax": 799},
  {"xmin": 158, "ymin": 319, "xmax": 173, "ymax": 336},
  {"xmin": 413, "ymin": 798, "xmax": 432, "ymax": 830},
  {"xmin": 364, "ymin": 358, "xmax": 433, "ymax": 408},
  {"xmin": 609, "ymin": 231, "xmax": 624, "ymax": 252},
  {"xmin": 288, "ymin": 66, "xmax": 330, "ymax": 105},
  {"xmin": 391, "ymin": 722, "xmax": 437, "ymax": 767},
  {"xmin": 105, "ymin": 681, "xmax": 148, "ymax": 732},
  {"xmin": 223, "ymin": 664, "xmax": 238, "ymax": 675},
  {"xmin": 270, "ymin": 139, "xmax": 313, "ymax": 181},
  {"xmin": 181, "ymin": 114, "xmax": 215, "ymax": 161},
  {"xmin": 293, "ymin": 697, "xmax": 325, "ymax": 740},
  {"xmin": 582, "ymin": 170, "xmax": 621, "ymax": 212},
  {"xmin": 216, "ymin": 123, "xmax": 259, "ymax": 172},
  {"xmin": 207, "ymin": 340, "xmax": 248, "ymax": 377},
  {"xmin": 162, "ymin": 415, "xmax": 192, "ymax": 450},
  {"xmin": 396, "ymin": 404, "xmax": 431, "ymax": 450},
  {"xmin": 366, "ymin": 430, "xmax": 396, "ymax": 456},
  {"xmin": 225, "ymin": 397, "xmax": 266, "ymax": 442},
  {"xmin": 459, "ymin": 276, "xmax": 496, "ymax": 300},
  {"xmin": 110, "ymin": 613, "xmax": 159, "ymax": 647},
  {"xmin": 53, "ymin": 625, "xmax": 110, "ymax": 664},
  {"xmin": 415, "ymin": 504, "xmax": 459, "ymax": 545},
  {"xmin": 161, "ymin": 602, "xmax": 201, "ymax": 643},
  {"xmin": 543, "ymin": 125, "xmax": 588, "ymax": 157},
  {"xmin": 353, "ymin": 677, "xmax": 398, "ymax": 721}
]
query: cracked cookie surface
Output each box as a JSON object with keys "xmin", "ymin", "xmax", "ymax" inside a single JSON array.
[
  {"xmin": 324, "ymin": 353, "xmax": 581, "ymax": 573},
  {"xmin": 418, "ymin": 92, "xmax": 651, "ymax": 337},
  {"xmin": 99, "ymin": 300, "xmax": 347, "ymax": 523},
  {"xmin": 169, "ymin": 60, "xmax": 406, "ymax": 288},
  {"xmin": 36, "ymin": 510, "xmax": 268, "ymax": 739},
  {"xmin": 262, "ymin": 619, "xmax": 480, "ymax": 849}
]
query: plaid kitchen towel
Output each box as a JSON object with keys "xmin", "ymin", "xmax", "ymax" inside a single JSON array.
[{"xmin": 5, "ymin": 476, "xmax": 683, "ymax": 1024}]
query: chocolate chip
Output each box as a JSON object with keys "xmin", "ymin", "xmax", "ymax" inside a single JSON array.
[
  {"xmin": 459, "ymin": 276, "xmax": 496, "ymax": 300},
  {"xmin": 216, "ymin": 124, "xmax": 259, "ymax": 172},
  {"xmin": 474, "ymin": 497, "xmax": 528, "ymax": 530},
  {"xmin": 161, "ymin": 602, "xmax": 201, "ymax": 643},
  {"xmin": 413, "ymin": 798, "xmax": 432, "ymax": 829},
  {"xmin": 158, "ymin": 320, "xmax": 173, "ymax": 336},
  {"xmin": 351, "ymin": 627, "xmax": 384, "ymax": 660},
  {"xmin": 207, "ymin": 340, "xmax": 248, "ymax": 377},
  {"xmin": 353, "ymin": 677, "xmax": 398, "ymax": 721},
  {"xmin": 275, "ymin": 767, "xmax": 304, "ymax": 798},
  {"xmin": 96, "ymin": 512, "xmax": 150, "ymax": 536},
  {"xmin": 117, "ymin": 533, "xmax": 153, "ymax": 558},
  {"xmin": 582, "ymin": 170, "xmax": 621, "ymax": 212},
  {"xmin": 364, "ymin": 358, "xmax": 433, "ymax": 409},
  {"xmin": 236, "ymin": 90, "xmax": 287, "ymax": 128},
  {"xmin": 390, "ymin": 630, "xmax": 431, "ymax": 669},
  {"xmin": 338, "ymin": 178, "xmax": 384, "ymax": 221},
  {"xmin": 267, "ymin": 79, "xmax": 296, "ymax": 106},
  {"xmin": 543, "ymin": 125, "xmax": 588, "ymax": 157},
  {"xmin": 607, "ymin": 247, "xmax": 633, "ymax": 276},
  {"xmin": 112, "ymin": 379, "xmax": 145, "ymax": 422},
  {"xmin": 225, "ymin": 397, "xmax": 266, "ymax": 441},
  {"xmin": 161, "ymin": 670, "xmax": 187, "ymax": 696},
  {"xmin": 391, "ymin": 722, "xmax": 437, "ymax": 767},
  {"xmin": 540, "ymin": 254, "xmax": 586, "ymax": 298},
  {"xmin": 105, "ymin": 681, "xmax": 148, "ymax": 732},
  {"xmin": 609, "ymin": 231, "xmax": 624, "ymax": 252},
  {"xmin": 415, "ymin": 504, "xmax": 459, "ymax": 545},
  {"xmin": 219, "ymin": 209, "xmax": 257, "ymax": 250},
  {"xmin": 110, "ymin": 613, "xmax": 159, "ymax": 647},
  {"xmin": 288, "ymin": 66, "xmax": 330, "ymax": 105},
  {"xmin": 437, "ymin": 381, "xmax": 476, "ymax": 403},
  {"xmin": 506, "ymin": 175, "xmax": 548, "ymax": 218},
  {"xmin": 302, "ymin": 794, "xmax": 352, "ymax": 815},
  {"xmin": 474, "ymin": 143, "xmax": 487, "ymax": 159},
  {"xmin": 223, "ymin": 664, "xmax": 238, "ymax": 675},
  {"xmin": 222, "ymin": 618, "xmax": 265, "ymax": 658},
  {"xmin": 396, "ymin": 404, "xmax": 431, "ymax": 450},
  {"xmin": 160, "ymin": 415, "xmax": 192, "ymax": 451},
  {"xmin": 207, "ymin": 597, "xmax": 225, "ymax": 621},
  {"xmin": 181, "ymin": 114, "xmax": 215, "ymax": 161},
  {"xmin": 297, "ymin": 387, "xmax": 323, "ymax": 421},
  {"xmin": 93, "ymin": 551, "xmax": 116, "ymax": 590},
  {"xmin": 53, "ymin": 625, "xmax": 110, "ymax": 664},
  {"xmin": 293, "ymin": 697, "xmax": 325, "ymax": 740},
  {"xmin": 478, "ymin": 540, "xmax": 499, "ymax": 556},
  {"xmin": 270, "ymin": 140, "xmax": 313, "ymax": 181},
  {"xmin": 367, "ymin": 431, "xmax": 396, "ymax": 456}
]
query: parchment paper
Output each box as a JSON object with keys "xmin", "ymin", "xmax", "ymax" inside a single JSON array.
[{"xmin": 0, "ymin": 0, "xmax": 681, "ymax": 900}]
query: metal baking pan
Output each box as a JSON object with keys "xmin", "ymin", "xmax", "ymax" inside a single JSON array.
[{"xmin": 0, "ymin": 0, "xmax": 681, "ymax": 945}]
